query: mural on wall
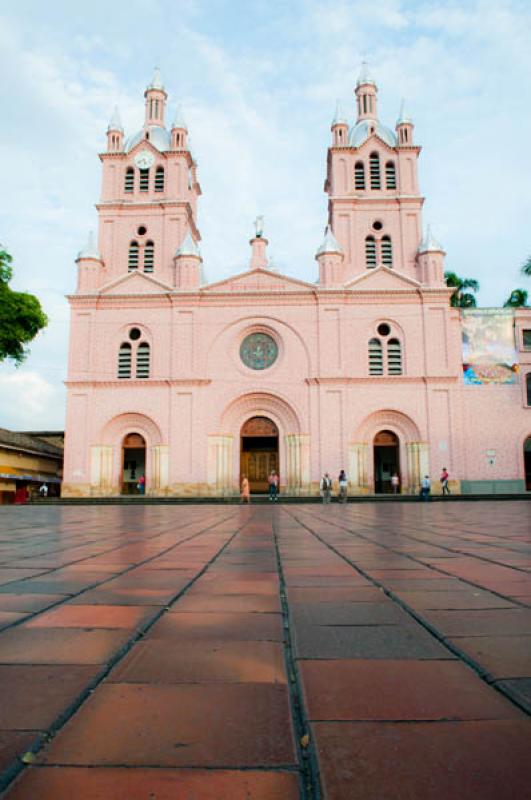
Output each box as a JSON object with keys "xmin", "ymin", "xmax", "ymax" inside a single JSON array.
[{"xmin": 461, "ymin": 309, "xmax": 518, "ymax": 384}]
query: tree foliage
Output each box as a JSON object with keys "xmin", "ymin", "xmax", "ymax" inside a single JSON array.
[
  {"xmin": 0, "ymin": 248, "xmax": 48, "ymax": 365},
  {"xmin": 503, "ymin": 288, "xmax": 528, "ymax": 308},
  {"xmin": 444, "ymin": 271, "xmax": 480, "ymax": 308},
  {"xmin": 521, "ymin": 256, "xmax": 531, "ymax": 277}
]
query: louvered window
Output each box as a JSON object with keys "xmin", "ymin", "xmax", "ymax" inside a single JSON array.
[
  {"xmin": 526, "ymin": 374, "xmax": 531, "ymax": 406},
  {"xmin": 355, "ymin": 161, "xmax": 365, "ymax": 190},
  {"xmin": 369, "ymin": 338, "xmax": 383, "ymax": 375},
  {"xmin": 155, "ymin": 166, "xmax": 164, "ymax": 192},
  {"xmin": 139, "ymin": 168, "xmax": 149, "ymax": 191},
  {"xmin": 381, "ymin": 236, "xmax": 393, "ymax": 267},
  {"xmin": 370, "ymin": 152, "xmax": 381, "ymax": 189},
  {"xmin": 385, "ymin": 161, "xmax": 396, "ymax": 189},
  {"xmin": 136, "ymin": 342, "xmax": 150, "ymax": 379},
  {"xmin": 118, "ymin": 343, "xmax": 132, "ymax": 378},
  {"xmin": 365, "ymin": 236, "xmax": 377, "ymax": 268},
  {"xmin": 143, "ymin": 241, "xmax": 154, "ymax": 273},
  {"xmin": 387, "ymin": 339, "xmax": 402, "ymax": 375},
  {"xmin": 128, "ymin": 241, "xmax": 139, "ymax": 272},
  {"xmin": 124, "ymin": 168, "xmax": 134, "ymax": 192}
]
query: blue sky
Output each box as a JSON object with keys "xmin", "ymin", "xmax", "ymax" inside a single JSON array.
[{"xmin": 1, "ymin": 0, "xmax": 530, "ymax": 430}]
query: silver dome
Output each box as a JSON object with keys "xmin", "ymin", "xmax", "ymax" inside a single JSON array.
[
  {"xmin": 349, "ymin": 119, "xmax": 397, "ymax": 148},
  {"xmin": 124, "ymin": 125, "xmax": 172, "ymax": 153}
]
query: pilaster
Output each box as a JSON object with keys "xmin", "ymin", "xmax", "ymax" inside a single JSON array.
[{"xmin": 348, "ymin": 443, "xmax": 369, "ymax": 494}]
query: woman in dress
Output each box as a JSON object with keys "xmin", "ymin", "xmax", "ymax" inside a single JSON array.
[{"xmin": 241, "ymin": 474, "xmax": 250, "ymax": 503}]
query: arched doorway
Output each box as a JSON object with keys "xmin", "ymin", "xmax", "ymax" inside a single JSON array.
[
  {"xmin": 524, "ymin": 437, "xmax": 531, "ymax": 491},
  {"xmin": 374, "ymin": 430, "xmax": 399, "ymax": 494},
  {"xmin": 122, "ymin": 433, "xmax": 146, "ymax": 495},
  {"xmin": 240, "ymin": 417, "xmax": 279, "ymax": 493}
]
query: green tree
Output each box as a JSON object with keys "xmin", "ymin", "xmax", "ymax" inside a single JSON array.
[
  {"xmin": 0, "ymin": 247, "xmax": 48, "ymax": 365},
  {"xmin": 503, "ymin": 288, "xmax": 528, "ymax": 308},
  {"xmin": 444, "ymin": 271, "xmax": 480, "ymax": 308},
  {"xmin": 521, "ymin": 256, "xmax": 531, "ymax": 278}
]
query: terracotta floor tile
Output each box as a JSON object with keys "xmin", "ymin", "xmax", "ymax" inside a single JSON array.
[
  {"xmin": 110, "ymin": 639, "xmax": 286, "ymax": 684},
  {"xmin": 0, "ymin": 594, "xmax": 65, "ymax": 613},
  {"xmin": 290, "ymin": 601, "xmax": 411, "ymax": 626},
  {"xmin": 312, "ymin": 720, "xmax": 531, "ymax": 799},
  {"xmin": 0, "ymin": 612, "xmax": 27, "ymax": 628},
  {"xmin": 300, "ymin": 659, "xmax": 521, "ymax": 720},
  {"xmin": 3, "ymin": 767, "xmax": 300, "ymax": 800},
  {"xmin": 421, "ymin": 608, "xmax": 531, "ymax": 637},
  {"xmin": 495, "ymin": 678, "xmax": 531, "ymax": 711},
  {"xmin": 293, "ymin": 622, "xmax": 452, "ymax": 660},
  {"xmin": 187, "ymin": 579, "xmax": 279, "ymax": 595},
  {"xmin": 40, "ymin": 683, "xmax": 296, "ymax": 767},
  {"xmin": 287, "ymin": 587, "xmax": 385, "ymax": 603},
  {"xmin": 448, "ymin": 635, "xmax": 531, "ymax": 678},
  {"xmin": 394, "ymin": 590, "xmax": 515, "ymax": 610},
  {"xmin": 68, "ymin": 587, "xmax": 175, "ymax": 605},
  {"xmin": 25, "ymin": 604, "xmax": 153, "ymax": 629},
  {"xmin": 0, "ymin": 665, "xmax": 97, "ymax": 729},
  {"xmin": 147, "ymin": 611, "xmax": 283, "ymax": 642},
  {"xmin": 0, "ymin": 627, "xmax": 130, "ymax": 665},
  {"xmin": 170, "ymin": 593, "xmax": 281, "ymax": 613}
]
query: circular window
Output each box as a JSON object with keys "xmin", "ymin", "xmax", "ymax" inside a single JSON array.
[
  {"xmin": 240, "ymin": 333, "xmax": 278, "ymax": 370},
  {"xmin": 137, "ymin": 226, "xmax": 147, "ymax": 236},
  {"xmin": 129, "ymin": 327, "xmax": 142, "ymax": 341},
  {"xmin": 377, "ymin": 323, "xmax": 391, "ymax": 336},
  {"xmin": 372, "ymin": 221, "xmax": 383, "ymax": 231}
]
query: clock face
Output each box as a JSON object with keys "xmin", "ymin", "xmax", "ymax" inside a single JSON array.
[
  {"xmin": 240, "ymin": 333, "xmax": 278, "ymax": 370},
  {"xmin": 134, "ymin": 150, "xmax": 155, "ymax": 169}
]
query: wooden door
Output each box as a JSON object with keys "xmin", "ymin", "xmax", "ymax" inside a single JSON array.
[{"xmin": 241, "ymin": 451, "xmax": 278, "ymax": 493}]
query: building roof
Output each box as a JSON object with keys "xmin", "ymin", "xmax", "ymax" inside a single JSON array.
[
  {"xmin": 356, "ymin": 61, "xmax": 376, "ymax": 87},
  {"xmin": 107, "ymin": 106, "xmax": 123, "ymax": 133},
  {"xmin": 146, "ymin": 67, "xmax": 164, "ymax": 91},
  {"xmin": 316, "ymin": 225, "xmax": 343, "ymax": 257},
  {"xmin": 124, "ymin": 125, "xmax": 172, "ymax": 153},
  {"xmin": 175, "ymin": 231, "xmax": 201, "ymax": 258},
  {"xmin": 418, "ymin": 225, "xmax": 444, "ymax": 253},
  {"xmin": 332, "ymin": 100, "xmax": 348, "ymax": 126},
  {"xmin": 76, "ymin": 231, "xmax": 101, "ymax": 261},
  {"xmin": 0, "ymin": 429, "xmax": 64, "ymax": 458},
  {"xmin": 172, "ymin": 104, "xmax": 188, "ymax": 130},
  {"xmin": 349, "ymin": 118, "xmax": 397, "ymax": 148},
  {"xmin": 396, "ymin": 98, "xmax": 412, "ymax": 125}
]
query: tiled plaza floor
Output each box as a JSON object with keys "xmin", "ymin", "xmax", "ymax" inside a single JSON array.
[{"xmin": 0, "ymin": 501, "xmax": 529, "ymax": 799}]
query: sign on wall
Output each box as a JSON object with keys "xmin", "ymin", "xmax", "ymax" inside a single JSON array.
[{"xmin": 461, "ymin": 309, "xmax": 518, "ymax": 385}]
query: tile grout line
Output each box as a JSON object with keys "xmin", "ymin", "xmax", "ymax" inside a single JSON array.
[
  {"xmin": 272, "ymin": 508, "xmax": 323, "ymax": 800},
  {"xmin": 0, "ymin": 508, "xmax": 256, "ymax": 797}
]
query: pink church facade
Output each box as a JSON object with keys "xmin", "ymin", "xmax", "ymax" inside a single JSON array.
[{"xmin": 63, "ymin": 68, "xmax": 531, "ymax": 498}]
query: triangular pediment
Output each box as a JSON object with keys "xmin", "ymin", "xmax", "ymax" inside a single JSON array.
[
  {"xmin": 99, "ymin": 271, "xmax": 173, "ymax": 295},
  {"xmin": 345, "ymin": 266, "xmax": 421, "ymax": 291},
  {"xmin": 202, "ymin": 267, "xmax": 315, "ymax": 293},
  {"xmin": 356, "ymin": 135, "xmax": 396, "ymax": 155}
]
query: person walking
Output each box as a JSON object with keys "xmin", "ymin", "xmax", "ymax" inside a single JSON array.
[
  {"xmin": 39, "ymin": 483, "xmax": 48, "ymax": 498},
  {"xmin": 137, "ymin": 474, "xmax": 145, "ymax": 495},
  {"xmin": 391, "ymin": 473, "xmax": 400, "ymax": 495},
  {"xmin": 440, "ymin": 467, "xmax": 451, "ymax": 496},
  {"xmin": 320, "ymin": 472, "xmax": 332, "ymax": 504},
  {"xmin": 268, "ymin": 470, "xmax": 279, "ymax": 501},
  {"xmin": 338, "ymin": 469, "xmax": 348, "ymax": 503},
  {"xmin": 241, "ymin": 474, "xmax": 250, "ymax": 504},
  {"xmin": 420, "ymin": 474, "xmax": 431, "ymax": 501}
]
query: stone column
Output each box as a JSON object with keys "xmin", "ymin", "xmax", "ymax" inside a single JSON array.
[
  {"xmin": 348, "ymin": 443, "xmax": 369, "ymax": 494},
  {"xmin": 151, "ymin": 445, "xmax": 169, "ymax": 494},
  {"xmin": 207, "ymin": 435, "xmax": 234, "ymax": 496},
  {"xmin": 406, "ymin": 442, "xmax": 430, "ymax": 494},
  {"xmin": 285, "ymin": 434, "xmax": 310, "ymax": 495},
  {"xmin": 90, "ymin": 445, "xmax": 115, "ymax": 495}
]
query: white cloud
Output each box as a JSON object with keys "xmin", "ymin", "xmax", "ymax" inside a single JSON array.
[{"xmin": 0, "ymin": 371, "xmax": 65, "ymax": 430}]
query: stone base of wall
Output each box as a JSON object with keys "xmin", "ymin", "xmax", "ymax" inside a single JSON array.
[{"xmin": 461, "ymin": 480, "xmax": 525, "ymax": 494}]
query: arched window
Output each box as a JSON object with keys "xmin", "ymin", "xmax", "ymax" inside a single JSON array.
[
  {"xmin": 387, "ymin": 338, "xmax": 403, "ymax": 375},
  {"xmin": 385, "ymin": 161, "xmax": 396, "ymax": 189},
  {"xmin": 355, "ymin": 161, "xmax": 365, "ymax": 190},
  {"xmin": 381, "ymin": 235, "xmax": 393, "ymax": 267},
  {"xmin": 155, "ymin": 99, "xmax": 159, "ymax": 119},
  {"xmin": 143, "ymin": 241, "xmax": 154, "ymax": 273},
  {"xmin": 369, "ymin": 152, "xmax": 381, "ymax": 189},
  {"xmin": 527, "ymin": 373, "xmax": 531, "ymax": 406},
  {"xmin": 128, "ymin": 241, "xmax": 139, "ymax": 271},
  {"xmin": 369, "ymin": 338, "xmax": 383, "ymax": 375},
  {"xmin": 136, "ymin": 342, "xmax": 150, "ymax": 379},
  {"xmin": 124, "ymin": 167, "xmax": 134, "ymax": 193},
  {"xmin": 154, "ymin": 166, "xmax": 164, "ymax": 192},
  {"xmin": 139, "ymin": 168, "xmax": 150, "ymax": 192},
  {"xmin": 365, "ymin": 236, "xmax": 377, "ymax": 268},
  {"xmin": 118, "ymin": 343, "xmax": 132, "ymax": 379}
]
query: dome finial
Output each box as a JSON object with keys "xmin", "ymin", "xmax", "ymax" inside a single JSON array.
[
  {"xmin": 147, "ymin": 66, "xmax": 164, "ymax": 91},
  {"xmin": 107, "ymin": 106, "xmax": 123, "ymax": 133},
  {"xmin": 357, "ymin": 60, "xmax": 376, "ymax": 87},
  {"xmin": 332, "ymin": 99, "xmax": 348, "ymax": 126},
  {"xmin": 172, "ymin": 103, "xmax": 188, "ymax": 131},
  {"xmin": 397, "ymin": 97, "xmax": 412, "ymax": 125},
  {"xmin": 315, "ymin": 225, "xmax": 343, "ymax": 257},
  {"xmin": 418, "ymin": 224, "xmax": 444, "ymax": 253},
  {"xmin": 76, "ymin": 230, "xmax": 101, "ymax": 261},
  {"xmin": 175, "ymin": 231, "xmax": 201, "ymax": 259}
]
